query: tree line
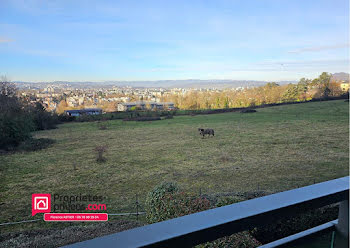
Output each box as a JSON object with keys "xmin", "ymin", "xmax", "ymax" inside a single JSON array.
[{"xmin": 161, "ymin": 72, "xmax": 346, "ymax": 110}]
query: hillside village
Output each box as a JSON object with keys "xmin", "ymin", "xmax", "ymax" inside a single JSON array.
[
  {"xmin": 14, "ymin": 73, "xmax": 350, "ymax": 114},
  {"xmin": 16, "ymin": 83, "xmax": 253, "ymax": 113}
]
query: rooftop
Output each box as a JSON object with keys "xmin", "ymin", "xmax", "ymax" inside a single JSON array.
[{"xmin": 120, "ymin": 102, "xmax": 174, "ymax": 106}]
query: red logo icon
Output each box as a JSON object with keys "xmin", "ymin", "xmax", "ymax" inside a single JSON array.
[{"xmin": 32, "ymin": 194, "xmax": 51, "ymax": 216}]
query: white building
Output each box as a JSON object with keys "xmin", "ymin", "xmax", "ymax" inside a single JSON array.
[{"xmin": 117, "ymin": 101, "xmax": 175, "ymax": 111}]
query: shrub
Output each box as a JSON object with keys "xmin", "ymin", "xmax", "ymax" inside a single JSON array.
[
  {"xmin": 216, "ymin": 196, "xmax": 243, "ymax": 207},
  {"xmin": 145, "ymin": 182, "xmax": 212, "ymax": 223},
  {"xmin": 240, "ymin": 109, "xmax": 257, "ymax": 113},
  {"xmin": 0, "ymin": 81, "xmax": 59, "ymax": 150},
  {"xmin": 146, "ymin": 191, "xmax": 211, "ymax": 223},
  {"xmin": 17, "ymin": 138, "xmax": 55, "ymax": 151},
  {"xmin": 197, "ymin": 231, "xmax": 261, "ymax": 248},
  {"xmin": 28, "ymin": 102, "xmax": 59, "ymax": 130},
  {"xmin": 57, "ymin": 114, "xmax": 75, "ymax": 122},
  {"xmin": 189, "ymin": 196, "xmax": 211, "ymax": 213},
  {"xmin": 95, "ymin": 145, "xmax": 107, "ymax": 163},
  {"xmin": 0, "ymin": 114, "xmax": 34, "ymax": 150},
  {"xmin": 0, "ymin": 81, "xmax": 34, "ymax": 150},
  {"xmin": 123, "ymin": 117, "xmax": 161, "ymax": 121},
  {"xmin": 136, "ymin": 117, "xmax": 161, "ymax": 121},
  {"xmin": 146, "ymin": 184, "xmax": 262, "ymax": 247},
  {"xmin": 159, "ymin": 111, "xmax": 173, "ymax": 117},
  {"xmin": 76, "ymin": 114, "xmax": 97, "ymax": 122},
  {"xmin": 145, "ymin": 182, "xmax": 180, "ymax": 223}
]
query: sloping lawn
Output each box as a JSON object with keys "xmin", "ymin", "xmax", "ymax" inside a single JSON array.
[{"xmin": 0, "ymin": 100, "xmax": 348, "ymax": 235}]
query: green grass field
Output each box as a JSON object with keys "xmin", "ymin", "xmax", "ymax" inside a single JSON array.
[{"xmin": 0, "ymin": 100, "xmax": 349, "ymax": 234}]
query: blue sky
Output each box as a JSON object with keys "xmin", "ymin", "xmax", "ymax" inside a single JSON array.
[{"xmin": 0, "ymin": 0, "xmax": 349, "ymax": 82}]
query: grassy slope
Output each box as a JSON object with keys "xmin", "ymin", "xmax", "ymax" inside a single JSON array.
[{"xmin": 0, "ymin": 100, "xmax": 348, "ymax": 233}]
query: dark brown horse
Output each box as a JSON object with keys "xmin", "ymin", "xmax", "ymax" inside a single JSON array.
[{"xmin": 198, "ymin": 128, "xmax": 215, "ymax": 138}]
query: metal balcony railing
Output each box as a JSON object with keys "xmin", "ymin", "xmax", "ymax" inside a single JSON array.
[{"xmin": 66, "ymin": 176, "xmax": 349, "ymax": 248}]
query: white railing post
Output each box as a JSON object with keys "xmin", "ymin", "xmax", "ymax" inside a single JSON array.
[{"xmin": 336, "ymin": 200, "xmax": 349, "ymax": 237}]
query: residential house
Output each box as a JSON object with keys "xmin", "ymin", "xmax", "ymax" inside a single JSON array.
[
  {"xmin": 340, "ymin": 82, "xmax": 349, "ymax": 92},
  {"xmin": 117, "ymin": 102, "xmax": 175, "ymax": 111}
]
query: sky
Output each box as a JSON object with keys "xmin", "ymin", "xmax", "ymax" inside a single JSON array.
[{"xmin": 0, "ymin": 0, "xmax": 349, "ymax": 82}]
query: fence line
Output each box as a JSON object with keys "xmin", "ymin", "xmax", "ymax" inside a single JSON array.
[
  {"xmin": 0, "ymin": 180, "xmax": 319, "ymax": 227},
  {"xmin": 0, "ymin": 212, "xmax": 146, "ymax": 227},
  {"xmin": 0, "ymin": 219, "xmax": 42, "ymax": 226}
]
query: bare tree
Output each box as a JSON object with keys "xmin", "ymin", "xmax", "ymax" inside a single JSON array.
[
  {"xmin": 95, "ymin": 145, "xmax": 108, "ymax": 162},
  {"xmin": 0, "ymin": 76, "xmax": 21, "ymax": 115}
]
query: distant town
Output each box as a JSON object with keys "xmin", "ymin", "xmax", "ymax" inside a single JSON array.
[
  {"xmin": 15, "ymin": 81, "xmax": 256, "ymax": 113},
  {"xmin": 13, "ymin": 72, "xmax": 349, "ymax": 114}
]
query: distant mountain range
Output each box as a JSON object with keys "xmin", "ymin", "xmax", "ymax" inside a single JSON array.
[
  {"xmin": 15, "ymin": 79, "xmax": 296, "ymax": 89},
  {"xmin": 14, "ymin": 72, "xmax": 349, "ymax": 89},
  {"xmin": 100, "ymin": 79, "xmax": 298, "ymax": 89},
  {"xmin": 331, "ymin": 72, "xmax": 349, "ymax": 82}
]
